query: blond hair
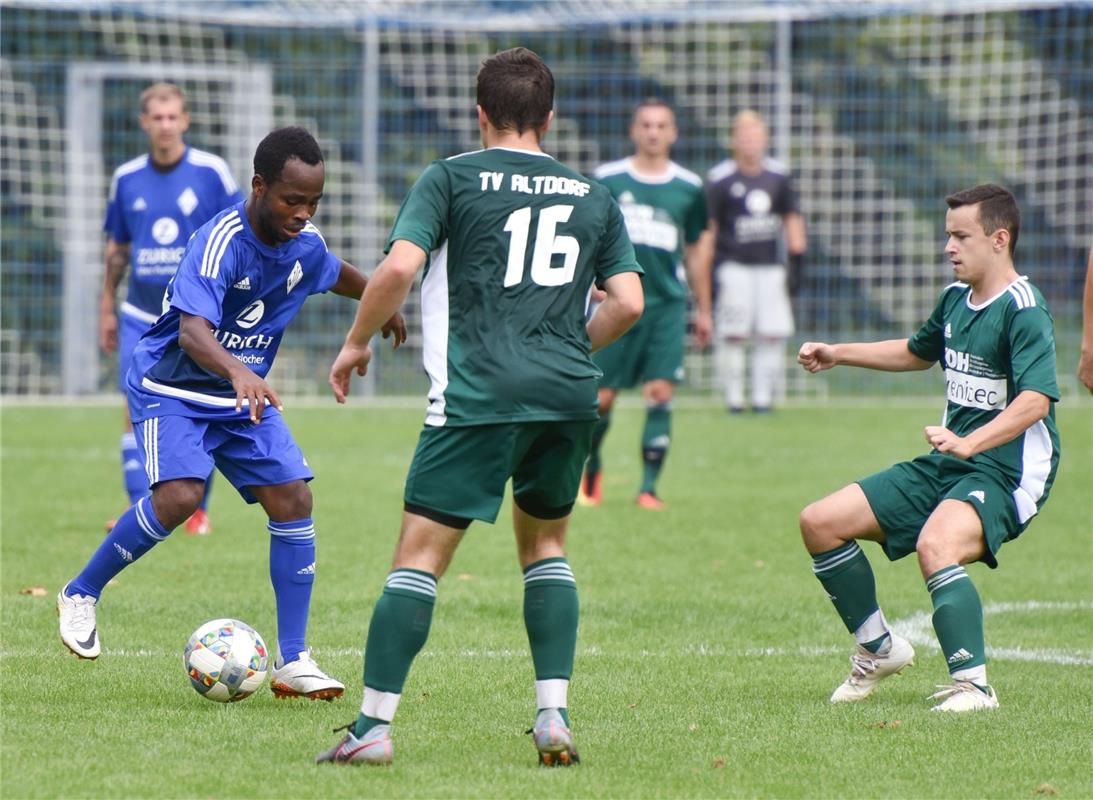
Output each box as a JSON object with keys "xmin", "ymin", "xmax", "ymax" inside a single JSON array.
[
  {"xmin": 731, "ymin": 109, "xmax": 766, "ymax": 135},
  {"xmin": 140, "ymin": 82, "xmax": 186, "ymax": 114}
]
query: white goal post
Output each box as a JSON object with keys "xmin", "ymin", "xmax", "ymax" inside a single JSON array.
[{"xmin": 62, "ymin": 61, "xmax": 273, "ymax": 394}]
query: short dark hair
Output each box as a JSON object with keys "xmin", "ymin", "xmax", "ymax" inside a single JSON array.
[
  {"xmin": 476, "ymin": 47, "xmax": 554, "ymax": 135},
  {"xmin": 945, "ymin": 183, "xmax": 1020, "ymax": 255},
  {"xmin": 632, "ymin": 97, "xmax": 675, "ymax": 121},
  {"xmin": 253, "ymin": 126, "xmax": 323, "ymax": 185}
]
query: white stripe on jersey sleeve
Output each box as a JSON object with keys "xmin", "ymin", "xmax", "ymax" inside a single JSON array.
[
  {"xmin": 669, "ymin": 162, "xmax": 703, "ymax": 187},
  {"xmin": 302, "ymin": 221, "xmax": 328, "ymax": 249},
  {"xmin": 108, "ymin": 154, "xmax": 149, "ymax": 201},
  {"xmin": 762, "ymin": 156, "xmax": 790, "ymax": 175},
  {"xmin": 200, "ymin": 211, "xmax": 241, "ymax": 278},
  {"xmin": 208, "ymin": 221, "xmax": 242, "ymax": 280},
  {"xmin": 592, "ymin": 158, "xmax": 631, "ymax": 179},
  {"xmin": 706, "ymin": 159, "xmax": 736, "ymax": 183},
  {"xmin": 187, "ymin": 148, "xmax": 240, "ymax": 195},
  {"xmin": 1008, "ymin": 279, "xmax": 1035, "ymax": 309}
]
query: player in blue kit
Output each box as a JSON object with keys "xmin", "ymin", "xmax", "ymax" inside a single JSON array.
[
  {"xmin": 59, "ymin": 126, "xmax": 407, "ymax": 701},
  {"xmin": 101, "ymin": 83, "xmax": 244, "ymax": 534}
]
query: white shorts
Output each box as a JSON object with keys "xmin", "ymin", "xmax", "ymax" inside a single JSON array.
[{"xmin": 714, "ymin": 262, "xmax": 795, "ymax": 339}]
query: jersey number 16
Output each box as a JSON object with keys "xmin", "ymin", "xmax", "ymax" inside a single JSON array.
[{"xmin": 502, "ymin": 205, "xmax": 579, "ymax": 288}]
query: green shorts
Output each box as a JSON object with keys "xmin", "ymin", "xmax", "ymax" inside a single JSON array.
[
  {"xmin": 594, "ymin": 301, "xmax": 685, "ymax": 388},
  {"xmin": 857, "ymin": 453, "xmax": 1029, "ymax": 568},
  {"xmin": 403, "ymin": 419, "xmax": 596, "ymax": 527}
]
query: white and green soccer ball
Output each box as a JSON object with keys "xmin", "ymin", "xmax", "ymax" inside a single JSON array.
[{"xmin": 183, "ymin": 618, "xmax": 269, "ymax": 702}]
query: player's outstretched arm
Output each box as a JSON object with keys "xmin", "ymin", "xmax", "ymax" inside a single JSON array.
[
  {"xmin": 329, "ymin": 239, "xmax": 425, "ymax": 403},
  {"xmin": 924, "ymin": 389, "xmax": 1051, "ymax": 460},
  {"xmin": 587, "ymin": 271, "xmax": 644, "ymax": 353},
  {"xmin": 798, "ymin": 339, "xmax": 933, "ymax": 373},
  {"xmin": 329, "ymin": 259, "xmax": 408, "ymax": 349},
  {"xmin": 177, "ymin": 312, "xmax": 282, "ymax": 422}
]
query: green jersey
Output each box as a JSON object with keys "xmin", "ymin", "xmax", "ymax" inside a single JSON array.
[
  {"xmin": 388, "ymin": 147, "xmax": 641, "ymax": 427},
  {"xmin": 907, "ymin": 277, "xmax": 1061, "ymax": 522},
  {"xmin": 591, "ymin": 158, "xmax": 706, "ymax": 306}
]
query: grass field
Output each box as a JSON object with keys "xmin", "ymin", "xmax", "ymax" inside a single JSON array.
[{"xmin": 1, "ymin": 402, "xmax": 1090, "ymax": 799}]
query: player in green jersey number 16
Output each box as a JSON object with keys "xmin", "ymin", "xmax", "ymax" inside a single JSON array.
[
  {"xmin": 318, "ymin": 47, "xmax": 643, "ymax": 768},
  {"xmin": 796, "ymin": 184, "xmax": 1060, "ymax": 713}
]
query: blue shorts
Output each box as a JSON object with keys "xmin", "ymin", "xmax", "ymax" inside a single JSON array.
[
  {"xmin": 133, "ymin": 412, "xmax": 312, "ymax": 504},
  {"xmin": 118, "ymin": 313, "xmax": 153, "ymax": 393}
]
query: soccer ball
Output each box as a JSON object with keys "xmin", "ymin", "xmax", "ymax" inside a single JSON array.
[{"xmin": 183, "ymin": 618, "xmax": 269, "ymax": 702}]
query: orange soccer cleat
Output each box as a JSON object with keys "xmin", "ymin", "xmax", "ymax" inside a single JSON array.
[
  {"xmin": 635, "ymin": 491, "xmax": 667, "ymax": 511},
  {"xmin": 184, "ymin": 509, "xmax": 213, "ymax": 536}
]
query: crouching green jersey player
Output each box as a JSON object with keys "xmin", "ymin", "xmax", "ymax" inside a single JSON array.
[
  {"xmin": 317, "ymin": 47, "xmax": 643, "ymax": 767},
  {"xmin": 797, "ymin": 184, "xmax": 1060, "ymax": 713}
]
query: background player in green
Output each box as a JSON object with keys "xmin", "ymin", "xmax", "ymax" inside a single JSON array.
[
  {"xmin": 796, "ymin": 184, "xmax": 1060, "ymax": 712},
  {"xmin": 578, "ymin": 99, "xmax": 711, "ymax": 511},
  {"xmin": 317, "ymin": 47, "xmax": 643, "ymax": 767}
]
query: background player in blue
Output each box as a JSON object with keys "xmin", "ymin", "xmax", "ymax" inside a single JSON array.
[
  {"xmin": 317, "ymin": 47, "xmax": 643, "ymax": 767},
  {"xmin": 706, "ymin": 110, "xmax": 807, "ymax": 412},
  {"xmin": 59, "ymin": 127, "xmax": 407, "ymax": 702},
  {"xmin": 100, "ymin": 82, "xmax": 243, "ymax": 535},
  {"xmin": 797, "ymin": 185, "xmax": 1060, "ymax": 712}
]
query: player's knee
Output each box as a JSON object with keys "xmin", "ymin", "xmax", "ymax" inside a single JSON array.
[
  {"xmin": 915, "ymin": 528, "xmax": 951, "ymax": 572},
  {"xmin": 799, "ymin": 501, "xmax": 834, "ymax": 549},
  {"xmin": 645, "ymin": 382, "xmax": 673, "ymax": 405},
  {"xmin": 275, "ymin": 482, "xmax": 313, "ymax": 521},
  {"xmin": 151, "ymin": 479, "xmax": 205, "ymax": 529}
]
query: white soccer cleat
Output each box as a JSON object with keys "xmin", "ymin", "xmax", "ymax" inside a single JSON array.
[
  {"xmin": 829, "ymin": 633, "xmax": 915, "ymax": 703},
  {"xmin": 929, "ymin": 681, "xmax": 999, "ymax": 712},
  {"xmin": 57, "ymin": 583, "xmax": 101, "ymax": 659},
  {"xmin": 530, "ymin": 708, "xmax": 580, "ymax": 766},
  {"xmin": 270, "ymin": 650, "xmax": 345, "ymax": 701},
  {"xmin": 316, "ymin": 723, "xmax": 393, "ymax": 766}
]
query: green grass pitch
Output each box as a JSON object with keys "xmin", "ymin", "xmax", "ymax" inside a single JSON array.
[{"xmin": 2, "ymin": 402, "xmax": 1090, "ymax": 798}]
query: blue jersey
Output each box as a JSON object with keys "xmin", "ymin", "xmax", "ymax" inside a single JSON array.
[
  {"xmin": 104, "ymin": 147, "xmax": 244, "ymax": 322},
  {"xmin": 127, "ymin": 201, "xmax": 342, "ymax": 422}
]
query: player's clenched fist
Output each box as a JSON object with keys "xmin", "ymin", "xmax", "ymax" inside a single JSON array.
[{"xmin": 798, "ymin": 341, "xmax": 836, "ymax": 372}]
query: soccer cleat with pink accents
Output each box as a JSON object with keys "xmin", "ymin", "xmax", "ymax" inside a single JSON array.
[
  {"xmin": 316, "ymin": 723, "xmax": 393, "ymax": 766},
  {"xmin": 530, "ymin": 708, "xmax": 580, "ymax": 766}
]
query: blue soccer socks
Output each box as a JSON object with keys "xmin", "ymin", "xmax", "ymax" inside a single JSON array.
[
  {"xmin": 120, "ymin": 431, "xmax": 149, "ymax": 505},
  {"xmin": 68, "ymin": 497, "xmax": 169, "ymax": 599},
  {"xmin": 268, "ymin": 518, "xmax": 316, "ymax": 664}
]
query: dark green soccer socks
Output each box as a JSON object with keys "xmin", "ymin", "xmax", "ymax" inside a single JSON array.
[
  {"xmin": 524, "ymin": 558, "xmax": 578, "ymax": 726},
  {"xmin": 586, "ymin": 411, "xmax": 611, "ymax": 479},
  {"xmin": 811, "ymin": 541, "xmax": 891, "ymax": 653},
  {"xmin": 354, "ymin": 569, "xmax": 437, "ymax": 738},
  {"xmin": 640, "ymin": 403, "xmax": 671, "ymax": 495},
  {"xmin": 927, "ymin": 564, "xmax": 987, "ymax": 680}
]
